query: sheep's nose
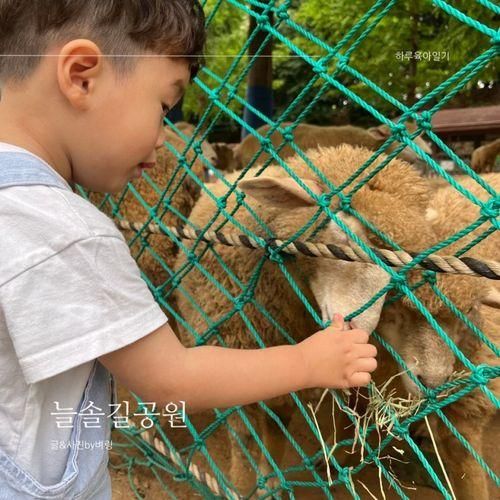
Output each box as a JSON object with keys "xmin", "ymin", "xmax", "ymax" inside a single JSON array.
[{"xmin": 417, "ymin": 373, "xmax": 448, "ymax": 389}]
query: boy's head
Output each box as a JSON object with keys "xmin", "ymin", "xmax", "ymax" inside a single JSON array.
[{"xmin": 0, "ymin": 0, "xmax": 206, "ymax": 193}]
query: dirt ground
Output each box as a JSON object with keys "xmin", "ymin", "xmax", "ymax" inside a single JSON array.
[{"xmin": 109, "ymin": 409, "xmax": 499, "ymax": 500}]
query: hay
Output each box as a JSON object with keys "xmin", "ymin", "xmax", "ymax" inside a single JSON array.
[
  {"xmin": 308, "ymin": 369, "xmax": 471, "ymax": 494},
  {"xmin": 424, "ymin": 416, "xmax": 457, "ymax": 500}
]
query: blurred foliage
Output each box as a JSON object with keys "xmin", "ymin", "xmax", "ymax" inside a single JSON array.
[
  {"xmin": 183, "ymin": 0, "xmax": 498, "ymax": 132},
  {"xmin": 182, "ymin": 0, "xmax": 247, "ymax": 133}
]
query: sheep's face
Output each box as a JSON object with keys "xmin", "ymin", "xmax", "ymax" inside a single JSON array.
[
  {"xmin": 238, "ymin": 175, "xmax": 392, "ymax": 334},
  {"xmin": 306, "ymin": 215, "xmax": 391, "ymax": 332},
  {"xmin": 400, "ymin": 135, "xmax": 432, "ymax": 165},
  {"xmin": 379, "ymin": 306, "xmax": 458, "ymax": 395},
  {"xmin": 198, "ymin": 140, "xmax": 218, "ymax": 167},
  {"xmin": 164, "ymin": 125, "xmax": 218, "ymax": 178},
  {"xmin": 213, "ymin": 143, "xmax": 239, "ymax": 172},
  {"xmin": 379, "ymin": 285, "xmax": 500, "ymax": 395}
]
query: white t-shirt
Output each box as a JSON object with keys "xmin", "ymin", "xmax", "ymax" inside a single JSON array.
[{"xmin": 0, "ymin": 143, "xmax": 168, "ymax": 485}]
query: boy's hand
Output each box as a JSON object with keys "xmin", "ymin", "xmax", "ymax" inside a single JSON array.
[{"xmin": 298, "ymin": 314, "xmax": 377, "ymax": 389}]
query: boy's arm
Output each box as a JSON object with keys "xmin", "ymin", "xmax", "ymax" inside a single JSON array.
[
  {"xmin": 99, "ymin": 322, "xmax": 305, "ymax": 413},
  {"xmin": 169, "ymin": 335, "xmax": 310, "ymax": 411},
  {"xmin": 98, "ymin": 316, "xmax": 376, "ymax": 413}
]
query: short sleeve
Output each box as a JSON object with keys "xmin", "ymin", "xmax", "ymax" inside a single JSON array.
[{"xmin": 0, "ymin": 235, "xmax": 168, "ymax": 384}]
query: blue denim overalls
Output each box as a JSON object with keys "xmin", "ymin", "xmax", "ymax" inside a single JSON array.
[{"xmin": 0, "ymin": 150, "xmax": 115, "ymax": 499}]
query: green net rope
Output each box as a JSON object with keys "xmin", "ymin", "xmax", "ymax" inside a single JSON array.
[{"xmin": 79, "ymin": 0, "xmax": 499, "ymax": 498}]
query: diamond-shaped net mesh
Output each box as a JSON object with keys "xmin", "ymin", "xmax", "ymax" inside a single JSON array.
[{"xmin": 80, "ymin": 1, "xmax": 499, "ymax": 498}]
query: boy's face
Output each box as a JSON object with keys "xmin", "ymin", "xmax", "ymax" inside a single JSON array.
[{"xmin": 56, "ymin": 41, "xmax": 191, "ymax": 194}]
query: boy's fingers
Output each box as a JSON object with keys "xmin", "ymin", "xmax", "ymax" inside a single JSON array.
[
  {"xmin": 356, "ymin": 343, "xmax": 377, "ymax": 358},
  {"xmin": 349, "ymin": 372, "xmax": 372, "ymax": 387},
  {"xmin": 349, "ymin": 329, "xmax": 370, "ymax": 344},
  {"xmin": 330, "ymin": 313, "xmax": 344, "ymax": 330},
  {"xmin": 353, "ymin": 357, "xmax": 377, "ymax": 373}
]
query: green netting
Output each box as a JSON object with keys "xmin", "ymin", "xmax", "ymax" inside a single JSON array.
[{"xmin": 79, "ymin": 0, "xmax": 498, "ymax": 498}]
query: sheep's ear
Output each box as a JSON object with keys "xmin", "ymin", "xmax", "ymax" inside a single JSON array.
[
  {"xmin": 368, "ymin": 124, "xmax": 390, "ymax": 142},
  {"xmin": 482, "ymin": 287, "xmax": 500, "ymax": 308},
  {"xmin": 238, "ymin": 176, "xmax": 323, "ymax": 208}
]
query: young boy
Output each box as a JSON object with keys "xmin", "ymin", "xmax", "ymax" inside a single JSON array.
[{"xmin": 0, "ymin": 1, "xmax": 377, "ymax": 498}]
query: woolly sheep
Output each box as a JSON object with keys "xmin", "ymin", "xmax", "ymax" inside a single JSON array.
[
  {"xmin": 393, "ymin": 172, "xmax": 499, "ymax": 392},
  {"xmin": 262, "ymin": 174, "xmax": 500, "ymax": 498},
  {"xmin": 230, "ymin": 121, "xmax": 432, "ymax": 171},
  {"xmin": 211, "ymin": 142, "xmax": 239, "ymax": 173},
  {"xmin": 91, "ymin": 131, "xmax": 207, "ymax": 497},
  {"xmin": 299, "ymin": 173, "xmax": 500, "ymax": 497},
  {"xmin": 173, "ymin": 144, "xmax": 435, "ymax": 493},
  {"xmin": 471, "ymin": 137, "xmax": 500, "ymax": 173},
  {"xmin": 90, "ymin": 130, "xmax": 206, "ymax": 287},
  {"xmin": 395, "ymin": 172, "xmax": 500, "ymax": 500},
  {"xmin": 168, "ymin": 121, "xmax": 218, "ymax": 168}
]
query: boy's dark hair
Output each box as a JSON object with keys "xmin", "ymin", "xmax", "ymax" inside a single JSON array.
[{"xmin": 0, "ymin": 0, "xmax": 206, "ymax": 84}]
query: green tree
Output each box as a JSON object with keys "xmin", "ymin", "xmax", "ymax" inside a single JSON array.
[
  {"xmin": 275, "ymin": 0, "xmax": 498, "ymax": 123},
  {"xmin": 184, "ymin": 0, "xmax": 498, "ymax": 132},
  {"xmin": 182, "ymin": 0, "xmax": 247, "ymax": 134}
]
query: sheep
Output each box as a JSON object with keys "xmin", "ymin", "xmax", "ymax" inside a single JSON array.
[
  {"xmin": 471, "ymin": 138, "xmax": 500, "ymax": 173},
  {"xmin": 211, "ymin": 142, "xmax": 239, "ymax": 173},
  {"xmin": 396, "ymin": 172, "xmax": 499, "ymax": 500},
  {"xmin": 268, "ymin": 174, "xmax": 499, "ymax": 498},
  {"xmin": 173, "ymin": 144, "xmax": 436, "ymax": 494},
  {"xmin": 319, "ymin": 173, "xmax": 499, "ymax": 497},
  {"xmin": 90, "ymin": 130, "xmax": 206, "ymax": 287},
  {"xmin": 231, "ymin": 121, "xmax": 432, "ymax": 171},
  {"xmin": 168, "ymin": 121, "xmax": 218, "ymax": 169},
  {"xmin": 372, "ymin": 293, "xmax": 498, "ymax": 499},
  {"xmin": 174, "ymin": 148, "xmax": 499, "ymax": 495}
]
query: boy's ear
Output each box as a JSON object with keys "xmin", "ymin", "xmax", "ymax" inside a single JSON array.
[
  {"xmin": 57, "ymin": 39, "xmax": 103, "ymax": 110},
  {"xmin": 238, "ymin": 176, "xmax": 323, "ymax": 209}
]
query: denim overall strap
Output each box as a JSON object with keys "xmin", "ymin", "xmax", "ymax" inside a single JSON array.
[
  {"xmin": 0, "ymin": 363, "xmax": 113, "ymax": 499},
  {"xmin": 0, "ymin": 151, "xmax": 70, "ymax": 191},
  {"xmin": 0, "ymin": 151, "xmax": 113, "ymax": 499}
]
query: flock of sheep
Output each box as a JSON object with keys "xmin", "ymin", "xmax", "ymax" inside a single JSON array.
[{"xmin": 107, "ymin": 121, "xmax": 499, "ymax": 499}]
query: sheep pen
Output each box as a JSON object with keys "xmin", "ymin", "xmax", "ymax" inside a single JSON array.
[
  {"xmin": 78, "ymin": 1, "xmax": 499, "ymax": 498},
  {"xmin": 86, "ymin": 128, "xmax": 207, "ymax": 289},
  {"xmin": 171, "ymin": 146, "xmax": 498, "ymax": 498}
]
